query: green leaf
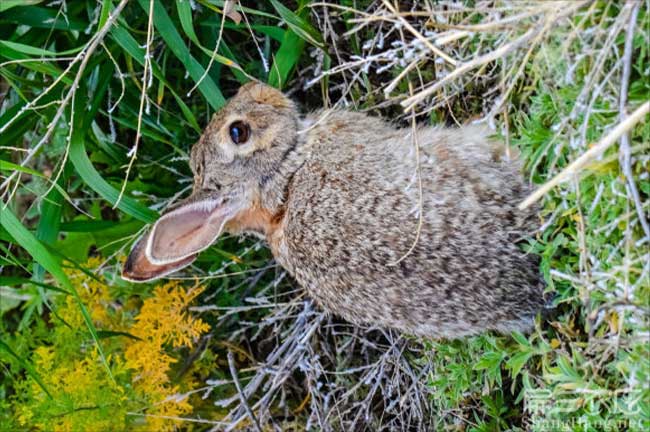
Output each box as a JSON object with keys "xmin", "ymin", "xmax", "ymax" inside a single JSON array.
[
  {"xmin": 176, "ymin": 0, "xmax": 203, "ymax": 47},
  {"xmin": 0, "ymin": 1, "xmax": 43, "ymax": 13},
  {"xmin": 506, "ymin": 351, "xmax": 533, "ymax": 380},
  {"xmin": 137, "ymin": 0, "xmax": 225, "ymax": 110},
  {"xmin": 269, "ymin": 0, "xmax": 324, "ymax": 49},
  {"xmin": 110, "ymin": 23, "xmax": 201, "ymax": 132},
  {"xmin": 197, "ymin": 0, "xmax": 279, "ymax": 20},
  {"xmin": 33, "ymin": 173, "xmax": 63, "ymax": 282},
  {"xmin": 0, "ymin": 205, "xmax": 114, "ymax": 383},
  {"xmin": 97, "ymin": 0, "xmax": 112, "ymax": 28},
  {"xmin": 175, "ymin": 0, "xmax": 249, "ymax": 83},
  {"xmin": 0, "ymin": 5, "xmax": 86, "ymax": 30},
  {"xmin": 0, "ymin": 276, "xmax": 70, "ymax": 295},
  {"xmin": 69, "ymin": 126, "xmax": 159, "ymax": 224},
  {"xmin": 267, "ymin": 30, "xmax": 305, "ymax": 89},
  {"xmin": 557, "ymin": 355, "xmax": 581, "ymax": 381},
  {"xmin": 0, "ymin": 160, "xmax": 73, "ymax": 204},
  {"xmin": 0, "ymin": 339, "xmax": 52, "ymax": 398},
  {"xmin": 474, "ymin": 351, "xmax": 505, "ymax": 371},
  {"xmin": 511, "ymin": 331, "xmax": 532, "ymax": 349},
  {"xmin": 0, "ymin": 40, "xmax": 81, "ymax": 56},
  {"xmin": 200, "ymin": 19, "xmax": 285, "ymax": 42},
  {"xmin": 59, "ymin": 219, "xmax": 120, "ymax": 232},
  {"xmin": 58, "ymin": 232, "xmax": 95, "ymax": 263},
  {"xmin": 67, "ymin": 78, "xmax": 159, "ymax": 224},
  {"xmin": 96, "ymin": 330, "xmax": 142, "ymax": 341},
  {"xmin": 0, "ymin": 45, "xmax": 70, "ymax": 84},
  {"xmin": 0, "ymin": 160, "xmax": 42, "ymax": 178}
]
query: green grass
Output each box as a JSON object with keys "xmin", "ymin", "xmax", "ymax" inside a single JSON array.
[
  {"xmin": 1, "ymin": 1, "xmax": 316, "ymax": 428},
  {"xmin": 1, "ymin": 1, "xmax": 648, "ymax": 430},
  {"xmin": 419, "ymin": 4, "xmax": 650, "ymax": 430}
]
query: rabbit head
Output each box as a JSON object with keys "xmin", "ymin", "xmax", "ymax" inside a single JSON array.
[{"xmin": 122, "ymin": 82, "xmax": 299, "ymax": 282}]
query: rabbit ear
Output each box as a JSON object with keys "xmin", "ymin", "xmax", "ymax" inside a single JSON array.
[
  {"xmin": 145, "ymin": 198, "xmax": 236, "ymax": 265},
  {"xmin": 122, "ymin": 233, "xmax": 196, "ymax": 283},
  {"xmin": 237, "ymin": 82, "xmax": 293, "ymax": 109}
]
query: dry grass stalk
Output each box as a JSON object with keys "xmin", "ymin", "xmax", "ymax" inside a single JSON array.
[
  {"xmin": 115, "ymin": 0, "xmax": 155, "ymax": 209},
  {"xmin": 519, "ymin": 101, "xmax": 649, "ymax": 210},
  {"xmin": 0, "ymin": 0, "xmax": 130, "ymax": 202},
  {"xmin": 400, "ymin": 1, "xmax": 589, "ymax": 112}
]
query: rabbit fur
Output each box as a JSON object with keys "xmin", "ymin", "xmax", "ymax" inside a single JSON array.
[{"xmin": 123, "ymin": 82, "xmax": 545, "ymax": 338}]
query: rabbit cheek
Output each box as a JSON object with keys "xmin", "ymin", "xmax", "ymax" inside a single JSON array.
[
  {"xmin": 226, "ymin": 206, "xmax": 274, "ymax": 236},
  {"xmin": 214, "ymin": 144, "xmax": 236, "ymax": 164}
]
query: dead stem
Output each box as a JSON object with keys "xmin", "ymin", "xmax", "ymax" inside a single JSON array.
[
  {"xmin": 519, "ymin": 102, "xmax": 650, "ymax": 210},
  {"xmin": 114, "ymin": 0, "xmax": 155, "ymax": 209},
  {"xmin": 617, "ymin": 2, "xmax": 649, "ymax": 238},
  {"xmin": 0, "ymin": 0, "xmax": 130, "ymax": 202}
]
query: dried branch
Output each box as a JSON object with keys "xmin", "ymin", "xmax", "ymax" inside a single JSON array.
[
  {"xmin": 380, "ymin": 0, "xmax": 457, "ymax": 66},
  {"xmin": 617, "ymin": 2, "xmax": 649, "ymax": 238},
  {"xmin": 401, "ymin": 25, "xmax": 540, "ymax": 112},
  {"xmin": 114, "ymin": 0, "xmax": 154, "ymax": 208},
  {"xmin": 519, "ymin": 102, "xmax": 650, "ymax": 210},
  {"xmin": 227, "ymin": 350, "xmax": 263, "ymax": 432},
  {"xmin": 0, "ymin": 0, "xmax": 130, "ymax": 198},
  {"xmin": 187, "ymin": 0, "xmax": 228, "ymax": 96}
]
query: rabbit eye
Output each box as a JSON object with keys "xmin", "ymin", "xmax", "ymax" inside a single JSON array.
[{"xmin": 229, "ymin": 121, "xmax": 250, "ymax": 145}]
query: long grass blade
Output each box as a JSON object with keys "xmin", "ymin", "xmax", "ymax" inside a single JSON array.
[
  {"xmin": 0, "ymin": 340, "xmax": 52, "ymax": 399},
  {"xmin": 269, "ymin": 0, "xmax": 324, "ymax": 49},
  {"xmin": 110, "ymin": 24, "xmax": 201, "ymax": 132},
  {"xmin": 69, "ymin": 127, "xmax": 159, "ymax": 224},
  {"xmin": 0, "ymin": 276, "xmax": 71, "ymax": 295},
  {"xmin": 0, "ymin": 205, "xmax": 115, "ymax": 383},
  {"xmin": 137, "ymin": 0, "xmax": 225, "ymax": 110}
]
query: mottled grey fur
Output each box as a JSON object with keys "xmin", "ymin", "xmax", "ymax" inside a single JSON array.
[{"xmin": 127, "ymin": 82, "xmax": 545, "ymax": 338}]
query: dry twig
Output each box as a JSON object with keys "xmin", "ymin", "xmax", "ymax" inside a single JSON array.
[
  {"xmin": 617, "ymin": 2, "xmax": 649, "ymax": 238},
  {"xmin": 519, "ymin": 102, "xmax": 649, "ymax": 210},
  {"xmin": 0, "ymin": 0, "xmax": 130, "ymax": 201}
]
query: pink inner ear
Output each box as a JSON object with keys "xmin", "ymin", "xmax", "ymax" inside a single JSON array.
[
  {"xmin": 146, "ymin": 199, "xmax": 231, "ymax": 265},
  {"xmin": 122, "ymin": 233, "xmax": 196, "ymax": 283}
]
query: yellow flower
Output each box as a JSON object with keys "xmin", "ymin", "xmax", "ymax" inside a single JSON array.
[
  {"xmin": 130, "ymin": 282, "xmax": 210, "ymax": 348},
  {"xmin": 33, "ymin": 346, "xmax": 55, "ymax": 372},
  {"xmin": 13, "ymin": 262, "xmax": 212, "ymax": 431},
  {"xmin": 124, "ymin": 281, "xmax": 210, "ymax": 428}
]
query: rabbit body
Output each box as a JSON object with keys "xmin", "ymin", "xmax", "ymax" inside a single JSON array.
[
  {"xmin": 124, "ymin": 83, "xmax": 545, "ymax": 338},
  {"xmin": 268, "ymin": 111, "xmax": 544, "ymax": 338}
]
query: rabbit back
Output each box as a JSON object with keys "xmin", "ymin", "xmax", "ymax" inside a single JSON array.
[{"xmin": 274, "ymin": 111, "xmax": 544, "ymax": 338}]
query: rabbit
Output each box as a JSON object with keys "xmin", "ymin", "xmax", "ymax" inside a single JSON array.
[{"xmin": 122, "ymin": 82, "xmax": 546, "ymax": 338}]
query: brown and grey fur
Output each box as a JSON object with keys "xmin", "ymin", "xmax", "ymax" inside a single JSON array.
[{"xmin": 123, "ymin": 82, "xmax": 545, "ymax": 339}]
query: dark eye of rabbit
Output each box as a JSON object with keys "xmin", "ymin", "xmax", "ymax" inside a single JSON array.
[{"xmin": 229, "ymin": 121, "xmax": 250, "ymax": 145}]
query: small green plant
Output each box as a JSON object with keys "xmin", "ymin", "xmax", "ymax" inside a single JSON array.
[
  {"xmin": 5, "ymin": 259, "xmax": 213, "ymax": 431},
  {"xmin": 418, "ymin": 3, "xmax": 650, "ymax": 430}
]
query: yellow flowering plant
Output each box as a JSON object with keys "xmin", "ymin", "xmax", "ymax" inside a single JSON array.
[{"xmin": 7, "ymin": 260, "xmax": 214, "ymax": 431}]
